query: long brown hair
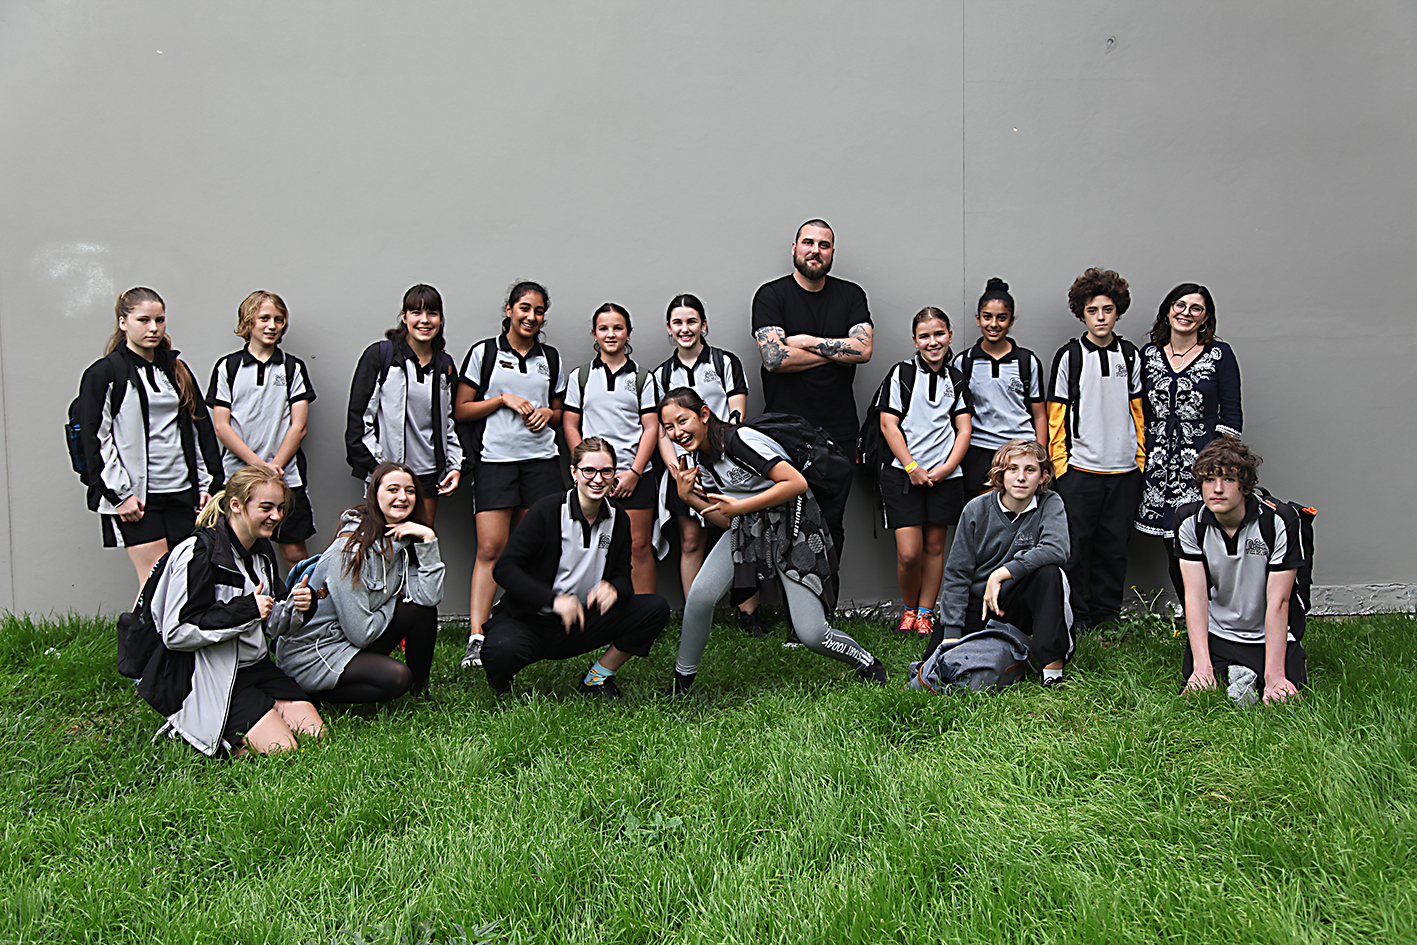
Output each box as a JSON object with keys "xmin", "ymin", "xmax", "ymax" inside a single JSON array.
[
  {"xmin": 105, "ymin": 287, "xmax": 202, "ymax": 418},
  {"xmin": 657, "ymin": 387, "xmax": 733, "ymax": 458},
  {"xmin": 340, "ymin": 462, "xmax": 429, "ymax": 585}
]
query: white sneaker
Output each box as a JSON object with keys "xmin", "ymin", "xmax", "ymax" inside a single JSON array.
[{"xmin": 461, "ymin": 634, "xmax": 484, "ymax": 669}]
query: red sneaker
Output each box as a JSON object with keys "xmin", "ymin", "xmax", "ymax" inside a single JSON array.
[
  {"xmin": 915, "ymin": 611, "xmax": 936, "ymax": 637},
  {"xmin": 895, "ymin": 608, "xmax": 918, "ymax": 634}
]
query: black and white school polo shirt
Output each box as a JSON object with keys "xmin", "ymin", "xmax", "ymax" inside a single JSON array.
[
  {"xmin": 650, "ymin": 346, "xmax": 749, "ymax": 420},
  {"xmin": 460, "ymin": 336, "xmax": 567, "ymax": 464},
  {"xmin": 699, "ymin": 427, "xmax": 789, "ymax": 500},
  {"xmin": 1177, "ymin": 496, "xmax": 1303, "ymax": 644},
  {"xmin": 952, "ymin": 341, "xmax": 1044, "ymax": 451},
  {"xmin": 563, "ymin": 357, "xmax": 657, "ymax": 471},
  {"xmin": 206, "ymin": 348, "xmax": 316, "ymax": 487},
  {"xmin": 880, "ymin": 355, "xmax": 972, "ymax": 475},
  {"xmin": 1047, "ymin": 335, "xmax": 1143, "ymax": 474},
  {"xmin": 553, "ymin": 492, "xmax": 620, "ymax": 604}
]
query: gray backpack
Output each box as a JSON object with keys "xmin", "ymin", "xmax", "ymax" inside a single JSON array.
[{"xmin": 908, "ymin": 624, "xmax": 1031, "ymax": 693}]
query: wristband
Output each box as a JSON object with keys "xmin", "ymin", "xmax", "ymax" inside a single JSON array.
[{"xmin": 904, "ymin": 461, "xmax": 919, "ymax": 473}]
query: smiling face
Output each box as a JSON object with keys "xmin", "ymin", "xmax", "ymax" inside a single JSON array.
[
  {"xmin": 913, "ymin": 317, "xmax": 953, "ymax": 368},
  {"xmin": 401, "ymin": 307, "xmax": 442, "ymax": 347},
  {"xmin": 1168, "ymin": 292, "xmax": 1208, "ymax": 339},
  {"xmin": 572, "ymin": 449, "xmax": 616, "ymax": 504},
  {"xmin": 506, "ymin": 291, "xmax": 547, "ymax": 342},
  {"xmin": 593, "ymin": 311, "xmax": 629, "ymax": 357},
  {"xmin": 667, "ymin": 305, "xmax": 705, "ymax": 353},
  {"xmin": 660, "ymin": 401, "xmax": 709, "ymax": 453},
  {"xmin": 251, "ymin": 300, "xmax": 287, "ymax": 348},
  {"xmin": 976, "ymin": 300, "xmax": 1014, "ymax": 345},
  {"xmin": 1082, "ymin": 295, "xmax": 1119, "ymax": 345},
  {"xmin": 376, "ymin": 469, "xmax": 418, "ymax": 524},
  {"xmin": 228, "ymin": 480, "xmax": 286, "ymax": 547},
  {"xmin": 119, "ymin": 300, "xmax": 166, "ymax": 355},
  {"xmin": 792, "ymin": 225, "xmax": 834, "ymax": 282}
]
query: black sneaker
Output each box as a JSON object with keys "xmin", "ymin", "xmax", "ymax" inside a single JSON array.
[
  {"xmin": 578, "ymin": 676, "xmax": 623, "ymax": 701},
  {"xmin": 782, "ymin": 627, "xmax": 804, "ymax": 649},
  {"xmin": 738, "ymin": 609, "xmax": 769, "ymax": 638},
  {"xmin": 857, "ymin": 658, "xmax": 888, "ymax": 685},
  {"xmin": 1041, "ymin": 673, "xmax": 1066, "ymax": 689},
  {"xmin": 460, "ymin": 634, "xmax": 484, "ymax": 669},
  {"xmin": 666, "ymin": 671, "xmax": 695, "ymax": 697}
]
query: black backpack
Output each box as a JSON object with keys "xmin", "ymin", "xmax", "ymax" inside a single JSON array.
[
  {"xmin": 1058, "ymin": 336, "xmax": 1137, "ymax": 444},
  {"xmin": 857, "ymin": 364, "xmax": 916, "ymax": 485},
  {"xmin": 1180, "ymin": 487, "xmax": 1317, "ymax": 640},
  {"xmin": 729, "ymin": 414, "xmax": 852, "ymax": 509},
  {"xmin": 454, "ymin": 338, "xmax": 561, "ymax": 470},
  {"xmin": 908, "ymin": 624, "xmax": 1032, "ymax": 693},
  {"xmin": 66, "ymin": 350, "xmax": 130, "ymax": 485}
]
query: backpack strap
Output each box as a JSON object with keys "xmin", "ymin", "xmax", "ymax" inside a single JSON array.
[
  {"xmin": 376, "ymin": 339, "xmax": 396, "ymax": 385},
  {"xmin": 710, "ymin": 348, "xmax": 728, "ymax": 388},
  {"xmin": 543, "ymin": 345, "xmax": 561, "ymax": 404},
  {"xmin": 958, "ymin": 348, "xmax": 975, "ymax": 391},
  {"xmin": 636, "ymin": 365, "xmax": 653, "ymax": 399},
  {"xmin": 898, "ymin": 360, "xmax": 918, "ymax": 414},
  {"xmin": 1065, "ymin": 339, "xmax": 1083, "ymax": 440},
  {"xmin": 105, "ymin": 348, "xmax": 131, "ymax": 416},
  {"xmin": 477, "ymin": 337, "xmax": 497, "ymax": 393},
  {"xmin": 224, "ymin": 352, "xmax": 241, "ymax": 393},
  {"xmin": 658, "ymin": 361, "xmax": 675, "ymax": 399},
  {"xmin": 1016, "ymin": 347, "xmax": 1034, "ymax": 402},
  {"xmin": 574, "ymin": 363, "xmax": 591, "ymax": 404},
  {"xmin": 285, "ymin": 352, "xmax": 298, "ymax": 391}
]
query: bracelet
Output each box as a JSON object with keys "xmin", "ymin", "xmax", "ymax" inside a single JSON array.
[
  {"xmin": 904, "ymin": 461, "xmax": 919, "ymax": 473},
  {"xmin": 629, "ymin": 468, "xmax": 642, "ymax": 476}
]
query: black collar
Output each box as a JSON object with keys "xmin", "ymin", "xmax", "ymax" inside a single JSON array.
[
  {"xmin": 968, "ymin": 339, "xmax": 1018, "ymax": 363},
  {"xmin": 498, "ymin": 333, "xmax": 545, "ymax": 363},
  {"xmin": 1196, "ymin": 494, "xmax": 1260, "ymax": 531},
  {"xmin": 240, "ymin": 347, "xmax": 285, "ymax": 367},
  {"xmin": 567, "ymin": 489, "xmax": 613, "ymax": 528},
  {"xmin": 914, "ymin": 351, "xmax": 952, "ymax": 375},
  {"xmin": 593, "ymin": 354, "xmax": 636, "ymax": 377},
  {"xmin": 1080, "ymin": 334, "xmax": 1121, "ymax": 354}
]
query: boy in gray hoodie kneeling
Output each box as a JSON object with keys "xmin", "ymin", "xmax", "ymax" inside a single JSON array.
[{"xmin": 926, "ymin": 439, "xmax": 1074, "ymax": 686}]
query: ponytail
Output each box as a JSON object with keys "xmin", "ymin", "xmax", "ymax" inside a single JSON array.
[{"xmin": 195, "ymin": 466, "xmax": 292, "ymax": 531}]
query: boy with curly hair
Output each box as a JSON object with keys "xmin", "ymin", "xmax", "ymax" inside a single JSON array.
[{"xmin": 1046, "ymin": 267, "xmax": 1144, "ymax": 630}]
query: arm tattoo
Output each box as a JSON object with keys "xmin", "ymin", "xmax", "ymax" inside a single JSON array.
[
  {"xmin": 806, "ymin": 338, "xmax": 861, "ymax": 358},
  {"xmin": 755, "ymin": 327, "xmax": 789, "ymax": 371}
]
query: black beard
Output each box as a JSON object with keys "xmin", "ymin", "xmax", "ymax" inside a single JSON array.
[{"xmin": 794, "ymin": 255, "xmax": 831, "ymax": 280}]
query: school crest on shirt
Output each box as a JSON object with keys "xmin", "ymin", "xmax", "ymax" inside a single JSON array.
[
  {"xmin": 536, "ymin": 360, "xmax": 550, "ymax": 377},
  {"xmin": 727, "ymin": 464, "xmax": 754, "ymax": 486},
  {"xmin": 1245, "ymin": 538, "xmax": 1268, "ymax": 557},
  {"xmin": 270, "ymin": 371, "xmax": 288, "ymax": 389},
  {"xmin": 1007, "ymin": 375, "xmax": 1026, "ymax": 396},
  {"xmin": 598, "ymin": 533, "xmax": 612, "ymax": 549},
  {"xmin": 702, "ymin": 368, "xmax": 720, "ymax": 385}
]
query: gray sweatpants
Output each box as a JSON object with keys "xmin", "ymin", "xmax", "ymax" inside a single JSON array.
[{"xmin": 676, "ymin": 536, "xmax": 875, "ymax": 676}]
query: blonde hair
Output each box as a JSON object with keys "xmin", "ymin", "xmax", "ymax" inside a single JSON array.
[
  {"xmin": 195, "ymin": 466, "xmax": 292, "ymax": 530},
  {"xmin": 987, "ymin": 439, "xmax": 1055, "ymax": 493},
  {"xmin": 235, "ymin": 290, "xmax": 289, "ymax": 341}
]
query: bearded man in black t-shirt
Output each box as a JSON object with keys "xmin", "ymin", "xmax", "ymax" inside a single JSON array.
[{"xmin": 751, "ymin": 219, "xmax": 874, "ymax": 585}]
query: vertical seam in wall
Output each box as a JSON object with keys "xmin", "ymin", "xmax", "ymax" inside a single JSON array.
[
  {"xmin": 960, "ymin": 0, "xmax": 967, "ymax": 313},
  {"xmin": 0, "ymin": 291, "xmax": 13, "ymax": 608}
]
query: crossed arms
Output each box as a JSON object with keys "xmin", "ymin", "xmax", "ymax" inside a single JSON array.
[{"xmin": 754, "ymin": 322, "xmax": 873, "ymax": 373}]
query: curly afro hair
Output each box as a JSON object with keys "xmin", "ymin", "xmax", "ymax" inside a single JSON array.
[{"xmin": 1067, "ymin": 268, "xmax": 1130, "ymax": 320}]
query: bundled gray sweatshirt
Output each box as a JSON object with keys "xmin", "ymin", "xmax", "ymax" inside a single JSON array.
[
  {"xmin": 938, "ymin": 489, "xmax": 1069, "ymax": 637},
  {"xmin": 273, "ymin": 510, "xmax": 444, "ymax": 691}
]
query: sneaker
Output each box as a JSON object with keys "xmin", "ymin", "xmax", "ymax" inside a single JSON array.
[
  {"xmin": 1041, "ymin": 673, "xmax": 1066, "ymax": 689},
  {"xmin": 857, "ymin": 658, "xmax": 888, "ymax": 685},
  {"xmin": 738, "ymin": 609, "xmax": 769, "ymax": 638},
  {"xmin": 666, "ymin": 671, "xmax": 695, "ymax": 697},
  {"xmin": 894, "ymin": 608, "xmax": 918, "ymax": 635},
  {"xmin": 460, "ymin": 634, "xmax": 484, "ymax": 669},
  {"xmin": 914, "ymin": 611, "xmax": 935, "ymax": 637},
  {"xmin": 577, "ymin": 676, "xmax": 623, "ymax": 701},
  {"xmin": 782, "ymin": 628, "xmax": 804, "ymax": 649}
]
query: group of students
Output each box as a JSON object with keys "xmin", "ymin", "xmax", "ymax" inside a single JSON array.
[{"xmin": 74, "ymin": 230, "xmax": 1305, "ymax": 758}]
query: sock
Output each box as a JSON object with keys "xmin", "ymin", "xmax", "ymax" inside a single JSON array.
[
  {"xmin": 582, "ymin": 661, "xmax": 615, "ymax": 686},
  {"xmin": 1043, "ymin": 667, "xmax": 1064, "ymax": 682},
  {"xmin": 917, "ymin": 607, "xmax": 934, "ymax": 620}
]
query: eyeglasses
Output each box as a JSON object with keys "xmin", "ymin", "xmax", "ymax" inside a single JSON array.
[
  {"xmin": 576, "ymin": 466, "xmax": 617, "ymax": 480},
  {"xmin": 1171, "ymin": 300, "xmax": 1207, "ymax": 317}
]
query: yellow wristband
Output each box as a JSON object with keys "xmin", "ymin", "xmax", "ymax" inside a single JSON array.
[{"xmin": 904, "ymin": 461, "xmax": 919, "ymax": 473}]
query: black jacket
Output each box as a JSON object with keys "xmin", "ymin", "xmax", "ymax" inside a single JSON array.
[{"xmin": 492, "ymin": 490, "xmax": 633, "ymax": 618}]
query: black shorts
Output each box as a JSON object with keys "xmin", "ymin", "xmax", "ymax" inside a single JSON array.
[
  {"xmin": 878, "ymin": 466, "xmax": 964, "ymax": 529},
  {"xmin": 960, "ymin": 445, "xmax": 997, "ymax": 495},
  {"xmin": 415, "ymin": 472, "xmax": 441, "ymax": 497},
  {"xmin": 273, "ymin": 486, "xmax": 316, "ymax": 544},
  {"xmin": 609, "ymin": 466, "xmax": 658, "ymax": 511},
  {"xmin": 474, "ymin": 459, "xmax": 565, "ymax": 512},
  {"xmin": 101, "ymin": 489, "xmax": 198, "ymax": 549},
  {"xmin": 222, "ymin": 658, "xmax": 310, "ymax": 749}
]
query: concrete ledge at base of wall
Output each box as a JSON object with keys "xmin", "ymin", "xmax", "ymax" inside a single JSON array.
[{"xmin": 432, "ymin": 584, "xmax": 1417, "ymax": 628}]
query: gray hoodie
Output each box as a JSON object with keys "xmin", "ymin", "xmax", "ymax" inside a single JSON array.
[
  {"xmin": 274, "ymin": 510, "xmax": 444, "ymax": 691},
  {"xmin": 938, "ymin": 489, "xmax": 1070, "ymax": 637}
]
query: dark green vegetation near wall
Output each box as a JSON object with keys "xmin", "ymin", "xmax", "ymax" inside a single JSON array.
[{"xmin": 2, "ymin": 611, "xmax": 1414, "ymax": 944}]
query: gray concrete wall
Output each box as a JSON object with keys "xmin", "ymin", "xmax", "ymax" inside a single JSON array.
[{"xmin": 2, "ymin": 1, "xmax": 1413, "ymax": 617}]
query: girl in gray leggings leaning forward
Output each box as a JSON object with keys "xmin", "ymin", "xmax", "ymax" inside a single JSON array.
[{"xmin": 657, "ymin": 387, "xmax": 887, "ymax": 694}]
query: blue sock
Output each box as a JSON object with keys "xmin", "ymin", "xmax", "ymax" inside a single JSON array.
[{"xmin": 583, "ymin": 661, "xmax": 615, "ymax": 686}]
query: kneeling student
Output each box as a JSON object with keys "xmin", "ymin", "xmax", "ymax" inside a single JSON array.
[
  {"xmin": 1177, "ymin": 437, "xmax": 1305, "ymax": 705},
  {"xmin": 927, "ymin": 439, "xmax": 1073, "ymax": 686},
  {"xmin": 482, "ymin": 437, "xmax": 670, "ymax": 698}
]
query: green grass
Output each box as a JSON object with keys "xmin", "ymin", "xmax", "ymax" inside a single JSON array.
[{"xmin": 1, "ymin": 608, "xmax": 1415, "ymax": 944}]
